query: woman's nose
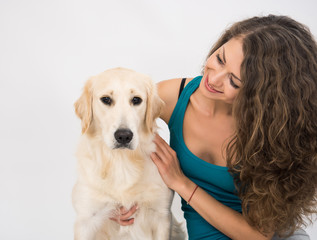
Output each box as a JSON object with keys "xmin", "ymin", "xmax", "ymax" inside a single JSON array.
[{"xmin": 209, "ymin": 69, "xmax": 226, "ymax": 86}]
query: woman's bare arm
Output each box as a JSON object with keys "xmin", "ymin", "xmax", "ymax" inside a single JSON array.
[
  {"xmin": 151, "ymin": 134, "xmax": 274, "ymax": 240},
  {"xmin": 157, "ymin": 78, "xmax": 192, "ymax": 124}
]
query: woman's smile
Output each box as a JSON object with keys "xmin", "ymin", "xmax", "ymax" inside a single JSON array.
[{"xmin": 204, "ymin": 75, "xmax": 223, "ymax": 93}]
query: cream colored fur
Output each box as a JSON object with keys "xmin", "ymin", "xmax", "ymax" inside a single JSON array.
[{"xmin": 72, "ymin": 68, "xmax": 184, "ymax": 240}]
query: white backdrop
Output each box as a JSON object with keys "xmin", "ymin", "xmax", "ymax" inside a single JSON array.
[{"xmin": 0, "ymin": 0, "xmax": 316, "ymax": 239}]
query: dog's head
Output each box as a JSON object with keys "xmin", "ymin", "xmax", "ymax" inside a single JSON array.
[{"xmin": 74, "ymin": 68, "xmax": 163, "ymax": 150}]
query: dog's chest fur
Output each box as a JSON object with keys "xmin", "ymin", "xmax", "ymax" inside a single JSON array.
[{"xmin": 75, "ymin": 135, "xmax": 167, "ymax": 206}]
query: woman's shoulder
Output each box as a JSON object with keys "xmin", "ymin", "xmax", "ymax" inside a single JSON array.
[{"xmin": 157, "ymin": 77, "xmax": 194, "ymax": 124}]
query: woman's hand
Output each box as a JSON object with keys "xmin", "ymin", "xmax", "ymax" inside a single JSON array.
[
  {"xmin": 151, "ymin": 135, "xmax": 273, "ymax": 240},
  {"xmin": 109, "ymin": 205, "xmax": 138, "ymax": 226},
  {"xmin": 150, "ymin": 134, "xmax": 187, "ymax": 191}
]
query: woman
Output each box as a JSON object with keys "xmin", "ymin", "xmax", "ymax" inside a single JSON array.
[{"xmin": 114, "ymin": 15, "xmax": 317, "ymax": 239}]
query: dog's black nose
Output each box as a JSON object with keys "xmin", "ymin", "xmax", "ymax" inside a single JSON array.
[{"xmin": 114, "ymin": 129, "xmax": 133, "ymax": 144}]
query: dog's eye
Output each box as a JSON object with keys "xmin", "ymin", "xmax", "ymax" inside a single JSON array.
[
  {"xmin": 100, "ymin": 96, "xmax": 112, "ymax": 105},
  {"xmin": 131, "ymin": 97, "xmax": 142, "ymax": 105}
]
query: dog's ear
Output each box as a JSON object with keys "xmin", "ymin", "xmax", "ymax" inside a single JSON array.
[
  {"xmin": 145, "ymin": 80, "xmax": 164, "ymax": 133},
  {"xmin": 74, "ymin": 78, "xmax": 93, "ymax": 134}
]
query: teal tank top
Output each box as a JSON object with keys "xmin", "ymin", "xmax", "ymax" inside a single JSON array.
[{"xmin": 168, "ymin": 76, "xmax": 242, "ymax": 240}]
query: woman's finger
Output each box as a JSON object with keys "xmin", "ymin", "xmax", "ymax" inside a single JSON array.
[
  {"xmin": 154, "ymin": 141, "xmax": 168, "ymax": 161},
  {"xmin": 154, "ymin": 134, "xmax": 176, "ymax": 156},
  {"xmin": 119, "ymin": 205, "xmax": 138, "ymax": 219},
  {"xmin": 119, "ymin": 218, "xmax": 134, "ymax": 226},
  {"xmin": 110, "ymin": 217, "xmax": 134, "ymax": 226},
  {"xmin": 151, "ymin": 152, "xmax": 164, "ymax": 170},
  {"xmin": 153, "ymin": 135, "xmax": 174, "ymax": 159},
  {"xmin": 109, "ymin": 205, "xmax": 138, "ymax": 226}
]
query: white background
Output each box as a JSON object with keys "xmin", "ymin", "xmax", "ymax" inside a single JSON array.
[{"xmin": 1, "ymin": 0, "xmax": 316, "ymax": 239}]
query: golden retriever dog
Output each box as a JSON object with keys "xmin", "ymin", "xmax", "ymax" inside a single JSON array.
[{"xmin": 72, "ymin": 68, "xmax": 184, "ymax": 240}]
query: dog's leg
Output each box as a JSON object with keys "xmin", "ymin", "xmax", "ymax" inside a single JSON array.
[
  {"xmin": 74, "ymin": 204, "xmax": 118, "ymax": 240},
  {"xmin": 73, "ymin": 184, "xmax": 116, "ymax": 240},
  {"xmin": 156, "ymin": 213, "xmax": 172, "ymax": 240},
  {"xmin": 74, "ymin": 218, "xmax": 97, "ymax": 240},
  {"xmin": 74, "ymin": 207, "xmax": 113, "ymax": 240},
  {"xmin": 170, "ymin": 215, "xmax": 186, "ymax": 240}
]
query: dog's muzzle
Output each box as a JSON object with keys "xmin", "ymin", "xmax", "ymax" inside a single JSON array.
[{"xmin": 114, "ymin": 128, "xmax": 133, "ymax": 148}]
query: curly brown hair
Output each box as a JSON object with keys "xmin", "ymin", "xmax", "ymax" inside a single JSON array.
[{"xmin": 205, "ymin": 15, "xmax": 317, "ymax": 237}]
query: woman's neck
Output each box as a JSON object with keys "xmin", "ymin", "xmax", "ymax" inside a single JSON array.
[{"xmin": 190, "ymin": 90, "xmax": 233, "ymax": 118}]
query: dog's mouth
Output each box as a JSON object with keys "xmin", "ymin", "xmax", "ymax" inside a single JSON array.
[{"xmin": 114, "ymin": 143, "xmax": 133, "ymax": 150}]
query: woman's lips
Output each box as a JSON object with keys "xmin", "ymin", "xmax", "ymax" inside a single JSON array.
[{"xmin": 204, "ymin": 76, "xmax": 223, "ymax": 93}]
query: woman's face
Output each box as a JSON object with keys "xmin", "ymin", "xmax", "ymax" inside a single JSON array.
[{"xmin": 201, "ymin": 37, "xmax": 244, "ymax": 104}]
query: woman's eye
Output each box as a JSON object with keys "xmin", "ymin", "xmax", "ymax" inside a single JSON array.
[
  {"xmin": 131, "ymin": 97, "xmax": 142, "ymax": 105},
  {"xmin": 100, "ymin": 96, "xmax": 112, "ymax": 105},
  {"xmin": 230, "ymin": 77, "xmax": 240, "ymax": 89},
  {"xmin": 216, "ymin": 54, "xmax": 224, "ymax": 65}
]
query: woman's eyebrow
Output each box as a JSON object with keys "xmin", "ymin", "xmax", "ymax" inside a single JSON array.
[{"xmin": 223, "ymin": 46, "xmax": 241, "ymax": 82}]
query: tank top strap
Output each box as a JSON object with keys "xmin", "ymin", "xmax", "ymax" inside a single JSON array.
[{"xmin": 178, "ymin": 78, "xmax": 187, "ymax": 99}]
